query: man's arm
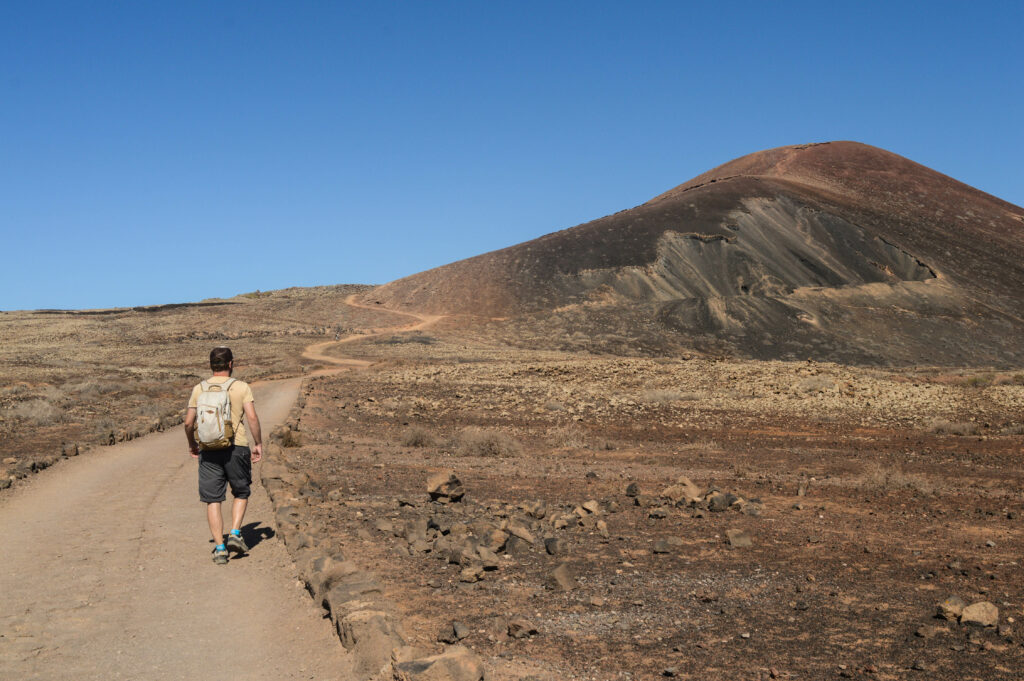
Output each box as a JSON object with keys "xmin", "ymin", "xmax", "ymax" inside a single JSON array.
[
  {"xmin": 184, "ymin": 407, "xmax": 199, "ymax": 458},
  {"xmin": 243, "ymin": 401, "xmax": 262, "ymax": 463}
]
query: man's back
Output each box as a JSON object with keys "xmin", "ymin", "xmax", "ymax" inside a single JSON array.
[{"xmin": 187, "ymin": 377, "xmax": 255, "ymax": 447}]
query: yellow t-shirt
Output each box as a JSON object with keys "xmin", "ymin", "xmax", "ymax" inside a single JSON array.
[{"xmin": 188, "ymin": 377, "xmax": 255, "ymax": 447}]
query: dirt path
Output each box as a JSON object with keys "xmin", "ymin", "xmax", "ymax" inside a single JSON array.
[
  {"xmin": 301, "ymin": 294, "xmax": 444, "ymax": 372},
  {"xmin": 0, "ymin": 377, "xmax": 353, "ymax": 680},
  {"xmin": 0, "ymin": 298, "xmax": 443, "ymax": 680}
]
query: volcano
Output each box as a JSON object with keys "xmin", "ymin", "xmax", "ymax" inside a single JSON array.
[{"xmin": 360, "ymin": 142, "xmax": 1024, "ymax": 364}]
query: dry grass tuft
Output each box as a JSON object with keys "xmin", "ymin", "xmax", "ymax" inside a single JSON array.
[
  {"xmin": 455, "ymin": 427, "xmax": 522, "ymax": 458},
  {"xmin": 547, "ymin": 424, "xmax": 587, "ymax": 449},
  {"xmin": 857, "ymin": 462, "xmax": 935, "ymax": 496},
  {"xmin": 401, "ymin": 426, "xmax": 435, "ymax": 448},
  {"xmin": 9, "ymin": 399, "xmax": 63, "ymax": 424}
]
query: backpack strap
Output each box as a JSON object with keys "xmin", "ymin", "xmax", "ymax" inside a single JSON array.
[
  {"xmin": 220, "ymin": 378, "xmax": 237, "ymax": 390},
  {"xmin": 200, "ymin": 380, "xmax": 210, "ymax": 391}
]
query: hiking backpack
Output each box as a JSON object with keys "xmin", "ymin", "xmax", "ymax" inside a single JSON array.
[{"xmin": 195, "ymin": 378, "xmax": 236, "ymax": 450}]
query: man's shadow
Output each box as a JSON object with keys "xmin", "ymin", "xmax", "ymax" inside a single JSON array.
[{"xmin": 208, "ymin": 522, "xmax": 275, "ymax": 560}]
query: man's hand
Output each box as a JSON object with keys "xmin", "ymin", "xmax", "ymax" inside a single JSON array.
[
  {"xmin": 251, "ymin": 443, "xmax": 263, "ymax": 463},
  {"xmin": 189, "ymin": 443, "xmax": 200, "ymax": 459}
]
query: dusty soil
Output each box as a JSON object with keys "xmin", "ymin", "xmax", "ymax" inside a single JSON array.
[
  {"xmin": 4, "ymin": 287, "xmax": 1023, "ymax": 680},
  {"xmin": 286, "ymin": 325, "xmax": 1024, "ymax": 680}
]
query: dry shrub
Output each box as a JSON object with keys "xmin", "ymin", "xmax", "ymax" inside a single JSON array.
[
  {"xmin": 9, "ymin": 399, "xmax": 62, "ymax": 424},
  {"xmin": 543, "ymin": 400, "xmax": 566, "ymax": 412},
  {"xmin": 961, "ymin": 373, "xmax": 994, "ymax": 388},
  {"xmin": 928, "ymin": 419, "xmax": 979, "ymax": 436},
  {"xmin": 1000, "ymin": 424, "xmax": 1024, "ymax": 435},
  {"xmin": 455, "ymin": 427, "xmax": 522, "ymax": 458},
  {"xmin": 65, "ymin": 379, "xmax": 121, "ymax": 399},
  {"xmin": 857, "ymin": 463, "xmax": 935, "ymax": 496},
  {"xmin": 678, "ymin": 439, "xmax": 721, "ymax": 451},
  {"xmin": 547, "ymin": 424, "xmax": 587, "ymax": 449},
  {"xmin": 402, "ymin": 426, "xmax": 435, "ymax": 448},
  {"xmin": 992, "ymin": 373, "xmax": 1024, "ymax": 386}
]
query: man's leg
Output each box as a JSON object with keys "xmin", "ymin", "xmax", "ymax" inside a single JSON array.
[
  {"xmin": 230, "ymin": 497, "xmax": 247, "ymax": 532},
  {"xmin": 207, "ymin": 502, "xmax": 224, "ymax": 544}
]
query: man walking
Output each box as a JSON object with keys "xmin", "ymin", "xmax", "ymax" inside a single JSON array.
[{"xmin": 183, "ymin": 347, "xmax": 263, "ymax": 565}]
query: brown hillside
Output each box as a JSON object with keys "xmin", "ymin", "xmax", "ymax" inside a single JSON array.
[{"xmin": 359, "ymin": 142, "xmax": 1024, "ymax": 364}]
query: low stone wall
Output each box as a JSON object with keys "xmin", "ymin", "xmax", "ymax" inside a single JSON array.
[{"xmin": 262, "ymin": 417, "xmax": 484, "ymax": 681}]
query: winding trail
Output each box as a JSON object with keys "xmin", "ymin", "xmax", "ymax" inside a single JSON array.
[
  {"xmin": 302, "ymin": 294, "xmax": 444, "ymax": 373},
  {"xmin": 0, "ymin": 297, "xmax": 443, "ymax": 680}
]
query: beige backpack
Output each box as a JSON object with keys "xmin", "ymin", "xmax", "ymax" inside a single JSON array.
[{"xmin": 195, "ymin": 378, "xmax": 236, "ymax": 450}]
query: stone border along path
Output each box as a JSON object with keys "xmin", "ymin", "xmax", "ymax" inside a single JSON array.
[{"xmin": 269, "ymin": 299, "xmax": 489, "ymax": 681}]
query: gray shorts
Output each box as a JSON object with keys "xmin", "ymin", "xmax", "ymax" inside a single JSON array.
[{"xmin": 198, "ymin": 446, "xmax": 252, "ymax": 503}]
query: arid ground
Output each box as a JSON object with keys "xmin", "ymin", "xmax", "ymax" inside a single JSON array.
[{"xmin": 3, "ymin": 142, "xmax": 1024, "ymax": 680}]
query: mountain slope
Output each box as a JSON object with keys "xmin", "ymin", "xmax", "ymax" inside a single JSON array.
[{"xmin": 359, "ymin": 142, "xmax": 1024, "ymax": 364}]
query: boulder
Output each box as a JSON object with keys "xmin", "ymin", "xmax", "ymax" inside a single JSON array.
[
  {"xmin": 436, "ymin": 621, "xmax": 469, "ymax": 643},
  {"xmin": 725, "ymin": 528, "xmax": 753, "ymax": 548},
  {"xmin": 936, "ymin": 595, "xmax": 967, "ymax": 621},
  {"xmin": 427, "ymin": 471, "xmax": 465, "ymax": 502},
  {"xmin": 661, "ymin": 477, "xmax": 703, "ymax": 505},
  {"xmin": 392, "ymin": 645, "xmax": 484, "ymax": 681},
  {"xmin": 508, "ymin": 618, "xmax": 539, "ymax": 639},
  {"xmin": 960, "ymin": 601, "xmax": 999, "ymax": 628},
  {"xmin": 544, "ymin": 537, "xmax": 567, "ymax": 556},
  {"xmin": 337, "ymin": 609, "xmax": 407, "ymax": 679},
  {"xmin": 547, "ymin": 562, "xmax": 577, "ymax": 591}
]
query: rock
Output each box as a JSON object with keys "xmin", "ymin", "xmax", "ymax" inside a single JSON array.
[
  {"xmin": 648, "ymin": 507, "xmax": 669, "ymax": 519},
  {"xmin": 392, "ymin": 645, "xmax": 484, "ymax": 681},
  {"xmin": 625, "ymin": 482, "xmax": 641, "ymax": 497},
  {"xmin": 476, "ymin": 546, "xmax": 500, "ymax": 570},
  {"xmin": 652, "ymin": 539, "xmax": 671, "ymax": 554},
  {"xmin": 505, "ymin": 535, "xmax": 530, "ymax": 555},
  {"xmin": 936, "ymin": 595, "xmax": 967, "ymax": 621},
  {"xmin": 324, "ymin": 572, "xmax": 384, "ymax": 612},
  {"xmin": 337, "ymin": 609, "xmax": 407, "ymax": 679},
  {"xmin": 508, "ymin": 618, "xmax": 539, "ymax": 638},
  {"xmin": 522, "ymin": 499, "xmax": 547, "ymax": 519},
  {"xmin": 0, "ymin": 477, "xmax": 11, "ymax": 490},
  {"xmin": 2, "ymin": 457, "xmax": 17, "ymax": 465},
  {"xmin": 725, "ymin": 528, "xmax": 752, "ymax": 547},
  {"xmin": 480, "ymin": 528, "xmax": 509, "ymax": 553},
  {"xmin": 707, "ymin": 494, "xmax": 730, "ymax": 512},
  {"xmin": 589, "ymin": 596, "xmax": 606, "ymax": 607},
  {"xmin": 375, "ymin": 519, "xmax": 395, "ymax": 534},
  {"xmin": 547, "ymin": 562, "xmax": 576, "ymax": 591},
  {"xmin": 915, "ymin": 624, "xmax": 946, "ymax": 639},
  {"xmin": 634, "ymin": 494, "xmax": 659, "ymax": 508},
  {"xmin": 661, "ymin": 477, "xmax": 703, "ymax": 505},
  {"xmin": 960, "ymin": 601, "xmax": 999, "ymax": 627},
  {"xmin": 507, "ymin": 524, "xmax": 536, "ymax": 545},
  {"xmin": 459, "ymin": 565, "xmax": 485, "ymax": 583},
  {"xmin": 596, "ymin": 519, "xmax": 610, "ymax": 539},
  {"xmin": 544, "ymin": 537, "xmax": 567, "ymax": 556},
  {"xmin": 305, "ymin": 555, "xmax": 358, "ymax": 602},
  {"xmin": 437, "ymin": 621, "xmax": 470, "ymax": 643},
  {"xmin": 426, "ymin": 471, "xmax": 465, "ymax": 502},
  {"xmin": 582, "ymin": 500, "xmax": 601, "ymax": 514}
]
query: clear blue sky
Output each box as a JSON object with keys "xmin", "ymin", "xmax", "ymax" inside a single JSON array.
[{"xmin": 2, "ymin": 1, "xmax": 1021, "ymax": 310}]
